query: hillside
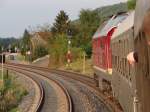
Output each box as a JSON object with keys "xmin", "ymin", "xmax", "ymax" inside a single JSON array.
[
  {"xmin": 73, "ymin": 2, "xmax": 128, "ymax": 24},
  {"xmin": 95, "ymin": 2, "xmax": 128, "ymax": 20}
]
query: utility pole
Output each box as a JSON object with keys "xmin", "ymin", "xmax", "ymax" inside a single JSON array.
[{"xmin": 1, "ymin": 46, "xmax": 4, "ymax": 86}]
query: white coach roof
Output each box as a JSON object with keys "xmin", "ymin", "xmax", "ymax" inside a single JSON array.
[
  {"xmin": 93, "ymin": 13, "xmax": 128, "ymax": 39},
  {"xmin": 112, "ymin": 11, "xmax": 135, "ymax": 39}
]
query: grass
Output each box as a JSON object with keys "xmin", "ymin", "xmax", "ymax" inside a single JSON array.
[
  {"xmin": 0, "ymin": 70, "xmax": 28, "ymax": 112},
  {"xmin": 9, "ymin": 108, "xmax": 20, "ymax": 112},
  {"xmin": 61, "ymin": 58, "xmax": 94, "ymax": 77},
  {"xmin": 15, "ymin": 54, "xmax": 25, "ymax": 62}
]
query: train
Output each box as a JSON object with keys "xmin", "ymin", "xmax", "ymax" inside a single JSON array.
[{"xmin": 92, "ymin": 0, "xmax": 150, "ymax": 112}]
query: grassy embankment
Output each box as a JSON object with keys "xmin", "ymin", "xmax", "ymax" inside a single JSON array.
[
  {"xmin": 61, "ymin": 59, "xmax": 94, "ymax": 77},
  {"xmin": 0, "ymin": 70, "xmax": 28, "ymax": 112}
]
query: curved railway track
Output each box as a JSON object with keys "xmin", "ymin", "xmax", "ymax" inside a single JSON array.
[
  {"xmin": 6, "ymin": 63, "xmax": 122, "ymax": 112},
  {"xmin": 5, "ymin": 64, "xmax": 72, "ymax": 112},
  {"xmin": 10, "ymin": 69, "xmax": 44, "ymax": 112}
]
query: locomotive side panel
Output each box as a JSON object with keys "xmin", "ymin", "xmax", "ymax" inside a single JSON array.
[
  {"xmin": 111, "ymin": 28, "xmax": 135, "ymax": 112},
  {"xmin": 93, "ymin": 37, "xmax": 108, "ymax": 70}
]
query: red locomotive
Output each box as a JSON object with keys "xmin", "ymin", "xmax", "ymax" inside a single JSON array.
[
  {"xmin": 92, "ymin": 13, "xmax": 128, "ymax": 74},
  {"xmin": 92, "ymin": 13, "xmax": 128, "ymax": 92}
]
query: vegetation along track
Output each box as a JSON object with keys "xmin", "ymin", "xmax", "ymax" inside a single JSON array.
[
  {"xmin": 7, "ymin": 69, "xmax": 44, "ymax": 112},
  {"xmin": 4, "ymin": 64, "xmax": 72, "ymax": 112},
  {"xmin": 5, "ymin": 63, "xmax": 122, "ymax": 112},
  {"xmin": 7, "ymin": 68, "xmax": 44, "ymax": 112}
]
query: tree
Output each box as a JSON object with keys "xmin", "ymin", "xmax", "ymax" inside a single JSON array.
[
  {"xmin": 33, "ymin": 45, "xmax": 48, "ymax": 60},
  {"xmin": 21, "ymin": 29, "xmax": 31, "ymax": 55},
  {"xmin": 0, "ymin": 45, "xmax": 2, "ymax": 53},
  {"xmin": 51, "ymin": 10, "xmax": 70, "ymax": 35},
  {"xmin": 77, "ymin": 9, "xmax": 101, "ymax": 57},
  {"xmin": 127, "ymin": 0, "xmax": 136, "ymax": 10},
  {"xmin": 49, "ymin": 34, "xmax": 68, "ymax": 67}
]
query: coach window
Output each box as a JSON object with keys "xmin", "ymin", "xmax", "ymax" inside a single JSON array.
[
  {"xmin": 119, "ymin": 58, "xmax": 121, "ymax": 73},
  {"xmin": 115, "ymin": 56, "xmax": 117, "ymax": 69},
  {"xmin": 113, "ymin": 55, "xmax": 115, "ymax": 69},
  {"xmin": 118, "ymin": 57, "xmax": 120, "ymax": 72},
  {"xmin": 114, "ymin": 55, "xmax": 116, "ymax": 69},
  {"xmin": 116, "ymin": 56, "xmax": 118, "ymax": 71},
  {"xmin": 123, "ymin": 58, "xmax": 126, "ymax": 76},
  {"xmin": 124, "ymin": 58, "xmax": 127, "ymax": 78},
  {"xmin": 117, "ymin": 57, "xmax": 119, "ymax": 72},
  {"xmin": 127, "ymin": 62, "xmax": 130, "ymax": 79},
  {"xmin": 125, "ymin": 39, "xmax": 127, "ymax": 55},
  {"xmin": 113, "ymin": 55, "xmax": 115, "ymax": 68},
  {"xmin": 129, "ymin": 64, "xmax": 131, "ymax": 81},
  {"xmin": 122, "ymin": 58, "xmax": 124, "ymax": 76},
  {"xmin": 123, "ymin": 39, "xmax": 125, "ymax": 56},
  {"xmin": 122, "ymin": 58, "xmax": 124, "ymax": 75},
  {"xmin": 112, "ymin": 55, "xmax": 114, "ymax": 67}
]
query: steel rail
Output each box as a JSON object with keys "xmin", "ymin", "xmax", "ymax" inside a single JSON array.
[
  {"xmin": 6, "ymin": 62, "xmax": 95, "ymax": 85},
  {"xmin": 7, "ymin": 68, "xmax": 44, "ymax": 112},
  {"xmin": 5, "ymin": 64, "xmax": 72, "ymax": 112}
]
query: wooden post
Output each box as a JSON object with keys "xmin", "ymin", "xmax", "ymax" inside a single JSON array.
[
  {"xmin": 83, "ymin": 52, "xmax": 86, "ymax": 74},
  {"xmin": 6, "ymin": 69, "xmax": 8, "ymax": 79}
]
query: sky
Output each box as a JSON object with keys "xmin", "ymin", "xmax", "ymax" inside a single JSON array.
[{"xmin": 0, "ymin": 0, "xmax": 127, "ymax": 38}]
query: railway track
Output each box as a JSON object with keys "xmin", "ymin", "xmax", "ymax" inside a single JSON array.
[
  {"xmin": 5, "ymin": 69, "xmax": 44, "ymax": 112},
  {"xmin": 6, "ymin": 63, "xmax": 97, "ymax": 86},
  {"xmin": 5, "ymin": 64, "xmax": 72, "ymax": 112},
  {"xmin": 6, "ymin": 63, "xmax": 122, "ymax": 112}
]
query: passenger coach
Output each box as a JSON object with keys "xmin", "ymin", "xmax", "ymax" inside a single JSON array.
[{"xmin": 111, "ymin": 11, "xmax": 135, "ymax": 112}]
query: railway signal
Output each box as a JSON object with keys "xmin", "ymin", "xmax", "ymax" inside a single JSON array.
[
  {"xmin": 66, "ymin": 50, "xmax": 72, "ymax": 67},
  {"xmin": 66, "ymin": 29, "xmax": 72, "ymax": 68}
]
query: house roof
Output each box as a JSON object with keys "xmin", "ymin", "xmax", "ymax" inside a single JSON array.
[
  {"xmin": 112, "ymin": 11, "xmax": 134, "ymax": 39},
  {"xmin": 93, "ymin": 13, "xmax": 128, "ymax": 39},
  {"xmin": 36, "ymin": 32, "xmax": 51, "ymax": 41}
]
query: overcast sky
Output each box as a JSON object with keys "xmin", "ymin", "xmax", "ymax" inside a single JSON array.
[{"xmin": 0, "ymin": 0, "xmax": 127, "ymax": 38}]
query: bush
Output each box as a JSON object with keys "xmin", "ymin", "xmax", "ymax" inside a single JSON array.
[
  {"xmin": 0, "ymin": 71, "xmax": 28, "ymax": 112},
  {"xmin": 71, "ymin": 47, "xmax": 84, "ymax": 61},
  {"xmin": 127, "ymin": 0, "xmax": 136, "ymax": 10},
  {"xmin": 81, "ymin": 42, "xmax": 92, "ymax": 58},
  {"xmin": 33, "ymin": 45, "xmax": 48, "ymax": 60},
  {"xmin": 49, "ymin": 34, "xmax": 68, "ymax": 67}
]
